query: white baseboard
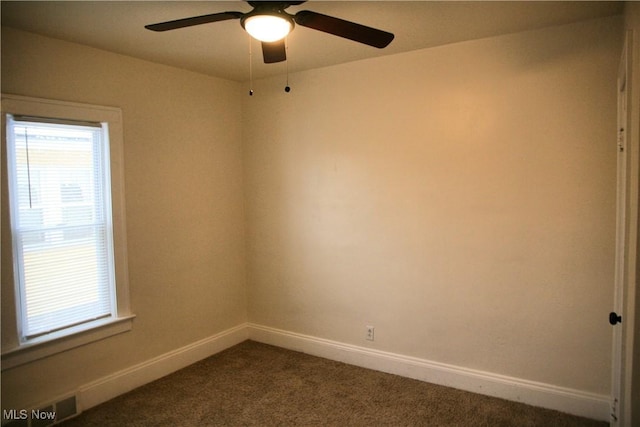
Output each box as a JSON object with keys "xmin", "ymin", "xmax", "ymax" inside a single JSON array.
[
  {"xmin": 77, "ymin": 323, "xmax": 249, "ymax": 411},
  {"xmin": 73, "ymin": 322, "xmax": 610, "ymax": 422},
  {"xmin": 247, "ymin": 323, "xmax": 611, "ymax": 422}
]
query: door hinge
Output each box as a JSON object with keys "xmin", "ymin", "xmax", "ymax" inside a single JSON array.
[
  {"xmin": 618, "ymin": 128, "xmax": 625, "ymax": 152},
  {"xmin": 611, "ymin": 397, "xmax": 619, "ymax": 422}
]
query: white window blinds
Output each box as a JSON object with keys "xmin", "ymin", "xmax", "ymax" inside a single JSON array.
[{"xmin": 6, "ymin": 115, "xmax": 116, "ymax": 341}]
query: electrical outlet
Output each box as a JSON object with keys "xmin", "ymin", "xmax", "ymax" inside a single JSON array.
[{"xmin": 366, "ymin": 325, "xmax": 375, "ymax": 341}]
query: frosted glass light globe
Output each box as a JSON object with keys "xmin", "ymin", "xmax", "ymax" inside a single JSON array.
[{"xmin": 244, "ymin": 15, "xmax": 292, "ymax": 42}]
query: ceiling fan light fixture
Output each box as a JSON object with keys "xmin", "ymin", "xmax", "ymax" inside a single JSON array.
[{"xmin": 243, "ymin": 14, "xmax": 293, "ymax": 42}]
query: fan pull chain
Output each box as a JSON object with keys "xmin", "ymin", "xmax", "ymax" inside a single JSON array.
[
  {"xmin": 248, "ymin": 36, "xmax": 254, "ymax": 96},
  {"xmin": 285, "ymin": 37, "xmax": 291, "ymax": 93},
  {"xmin": 23, "ymin": 127, "xmax": 34, "ymax": 209}
]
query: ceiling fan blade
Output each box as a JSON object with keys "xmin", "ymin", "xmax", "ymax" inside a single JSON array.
[
  {"xmin": 145, "ymin": 11, "xmax": 243, "ymax": 32},
  {"xmin": 262, "ymin": 40, "xmax": 287, "ymax": 63},
  {"xmin": 294, "ymin": 10, "xmax": 394, "ymax": 48}
]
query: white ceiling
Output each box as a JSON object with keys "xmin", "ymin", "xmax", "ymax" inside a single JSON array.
[{"xmin": 1, "ymin": 1, "xmax": 624, "ymax": 82}]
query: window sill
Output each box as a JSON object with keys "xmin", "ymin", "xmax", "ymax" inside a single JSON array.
[{"xmin": 1, "ymin": 315, "xmax": 135, "ymax": 370}]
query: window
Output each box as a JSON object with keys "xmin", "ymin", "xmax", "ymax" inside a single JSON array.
[
  {"xmin": 8, "ymin": 117, "xmax": 116, "ymax": 339},
  {"xmin": 1, "ymin": 94, "xmax": 134, "ymax": 369}
]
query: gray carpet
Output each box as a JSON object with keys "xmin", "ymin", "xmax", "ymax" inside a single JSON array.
[{"xmin": 62, "ymin": 340, "xmax": 607, "ymax": 426}]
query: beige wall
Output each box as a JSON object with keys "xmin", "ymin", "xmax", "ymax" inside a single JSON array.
[
  {"xmin": 1, "ymin": 28, "xmax": 246, "ymax": 408},
  {"xmin": 243, "ymin": 16, "xmax": 622, "ymax": 395}
]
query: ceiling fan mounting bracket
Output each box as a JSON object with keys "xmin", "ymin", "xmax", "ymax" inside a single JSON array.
[{"xmin": 246, "ymin": 1, "xmax": 300, "ymax": 13}]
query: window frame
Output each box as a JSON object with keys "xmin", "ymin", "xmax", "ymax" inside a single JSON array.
[{"xmin": 1, "ymin": 94, "xmax": 134, "ymax": 369}]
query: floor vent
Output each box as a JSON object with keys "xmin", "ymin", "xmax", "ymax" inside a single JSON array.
[{"xmin": 2, "ymin": 395, "xmax": 77, "ymax": 426}]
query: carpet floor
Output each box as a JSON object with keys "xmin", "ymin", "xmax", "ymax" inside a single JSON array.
[{"xmin": 61, "ymin": 340, "xmax": 607, "ymax": 426}]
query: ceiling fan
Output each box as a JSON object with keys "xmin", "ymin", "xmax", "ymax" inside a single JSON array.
[{"xmin": 145, "ymin": 1, "xmax": 394, "ymax": 64}]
